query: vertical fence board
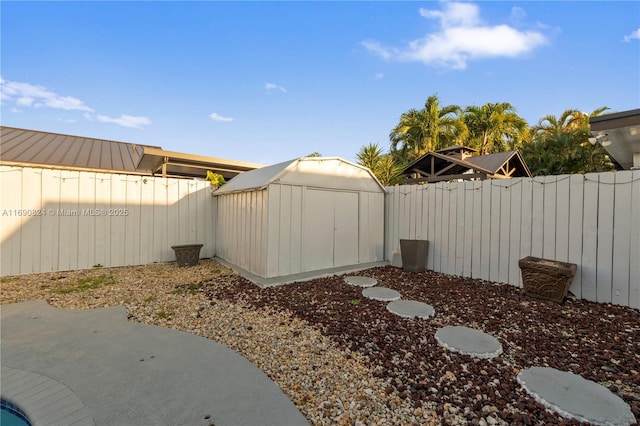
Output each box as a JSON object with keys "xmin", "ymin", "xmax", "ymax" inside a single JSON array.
[
  {"xmin": 498, "ymin": 183, "xmax": 511, "ymax": 284},
  {"xmin": 139, "ymin": 178, "xmax": 155, "ymax": 264},
  {"xmin": 508, "ymin": 180, "xmax": 522, "ymax": 286},
  {"xmin": 125, "ymin": 177, "xmax": 142, "ymax": 266},
  {"xmin": 519, "ymin": 178, "xmax": 533, "ymax": 287},
  {"xmin": 555, "ymin": 175, "xmax": 570, "ymax": 263},
  {"xmin": 480, "ymin": 181, "xmax": 492, "ymax": 280},
  {"xmin": 596, "ymin": 173, "xmax": 615, "ymax": 303},
  {"xmin": 470, "ymin": 182, "xmax": 483, "ymax": 279},
  {"xmin": 440, "ymin": 184, "xmax": 450, "ymax": 274},
  {"xmin": 110, "ymin": 175, "xmax": 127, "ymax": 267},
  {"xmin": 153, "ymin": 178, "xmax": 168, "ymax": 262},
  {"xmin": 409, "ymin": 185, "xmax": 417, "ymax": 239},
  {"xmin": 93, "ymin": 174, "xmax": 111, "ymax": 267},
  {"xmin": 427, "ymin": 185, "xmax": 437, "ymax": 271},
  {"xmin": 462, "ymin": 181, "xmax": 473, "ymax": 277},
  {"xmin": 531, "ymin": 179, "xmax": 544, "ymax": 258},
  {"xmin": 448, "ymin": 184, "xmax": 458, "ymax": 274},
  {"xmin": 581, "ymin": 174, "xmax": 599, "ymax": 302},
  {"xmin": 1, "ymin": 168, "xmax": 23, "ymax": 274},
  {"xmin": 77, "ymin": 171, "xmax": 96, "ymax": 269},
  {"xmin": 567, "ymin": 175, "xmax": 585, "ymax": 297},
  {"xmin": 612, "ymin": 171, "xmax": 632, "ymax": 306},
  {"xmin": 43, "ymin": 169, "xmax": 63, "ymax": 272},
  {"xmin": 19, "ymin": 168, "xmax": 43, "ymax": 274},
  {"xmin": 489, "ymin": 183, "xmax": 501, "ymax": 282},
  {"xmin": 630, "ymin": 173, "xmax": 640, "ymax": 309},
  {"xmin": 58, "ymin": 170, "xmax": 80, "ymax": 271},
  {"xmin": 542, "ymin": 175, "xmax": 557, "ymax": 260}
]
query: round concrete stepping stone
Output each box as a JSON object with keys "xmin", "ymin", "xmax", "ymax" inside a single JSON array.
[
  {"xmin": 434, "ymin": 326, "xmax": 503, "ymax": 359},
  {"xmin": 344, "ymin": 276, "xmax": 377, "ymax": 288},
  {"xmin": 386, "ymin": 300, "xmax": 434, "ymax": 319},
  {"xmin": 517, "ymin": 367, "xmax": 635, "ymax": 425},
  {"xmin": 362, "ymin": 287, "xmax": 401, "ymax": 301}
]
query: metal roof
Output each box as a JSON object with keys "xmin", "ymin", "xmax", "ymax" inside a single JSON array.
[
  {"xmin": 0, "ymin": 126, "xmax": 263, "ymax": 178},
  {"xmin": 0, "ymin": 126, "xmax": 156, "ymax": 174},
  {"xmin": 213, "ymin": 157, "xmax": 385, "ymax": 195}
]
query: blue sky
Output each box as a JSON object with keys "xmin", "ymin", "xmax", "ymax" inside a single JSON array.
[{"xmin": 2, "ymin": 1, "xmax": 639, "ymax": 165}]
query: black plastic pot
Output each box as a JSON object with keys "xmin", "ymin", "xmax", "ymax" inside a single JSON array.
[{"xmin": 399, "ymin": 239, "xmax": 429, "ymax": 272}]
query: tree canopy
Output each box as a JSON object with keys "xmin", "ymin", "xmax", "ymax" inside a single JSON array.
[{"xmin": 356, "ymin": 95, "xmax": 615, "ymax": 185}]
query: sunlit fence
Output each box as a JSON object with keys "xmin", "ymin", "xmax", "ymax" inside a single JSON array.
[
  {"xmin": 1, "ymin": 166, "xmax": 215, "ymax": 276},
  {"xmin": 385, "ymin": 171, "xmax": 640, "ymax": 309}
]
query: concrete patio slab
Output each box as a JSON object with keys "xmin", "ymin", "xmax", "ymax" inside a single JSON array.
[
  {"xmin": 386, "ymin": 300, "xmax": 434, "ymax": 319},
  {"xmin": 517, "ymin": 367, "xmax": 635, "ymax": 425},
  {"xmin": 0, "ymin": 300, "xmax": 308, "ymax": 426},
  {"xmin": 362, "ymin": 287, "xmax": 401, "ymax": 301},
  {"xmin": 434, "ymin": 326, "xmax": 503, "ymax": 359},
  {"xmin": 343, "ymin": 276, "xmax": 377, "ymax": 288}
]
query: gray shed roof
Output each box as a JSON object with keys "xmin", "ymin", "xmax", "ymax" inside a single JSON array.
[{"xmin": 213, "ymin": 157, "xmax": 385, "ymax": 195}]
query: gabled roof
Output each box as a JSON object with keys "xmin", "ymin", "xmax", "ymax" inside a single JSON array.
[
  {"xmin": 213, "ymin": 157, "xmax": 385, "ymax": 195},
  {"xmin": 401, "ymin": 149, "xmax": 531, "ymax": 184},
  {"xmin": 0, "ymin": 126, "xmax": 263, "ymax": 178}
]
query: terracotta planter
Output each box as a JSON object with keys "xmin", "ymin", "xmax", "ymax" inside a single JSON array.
[
  {"xmin": 399, "ymin": 239, "xmax": 429, "ymax": 272},
  {"xmin": 171, "ymin": 244, "xmax": 204, "ymax": 267},
  {"xmin": 518, "ymin": 256, "xmax": 577, "ymax": 304}
]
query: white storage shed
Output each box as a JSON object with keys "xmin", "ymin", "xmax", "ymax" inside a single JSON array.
[{"xmin": 213, "ymin": 157, "xmax": 386, "ymax": 281}]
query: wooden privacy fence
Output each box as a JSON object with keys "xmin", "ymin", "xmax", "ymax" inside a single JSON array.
[
  {"xmin": 1, "ymin": 166, "xmax": 215, "ymax": 276},
  {"xmin": 385, "ymin": 171, "xmax": 640, "ymax": 309}
]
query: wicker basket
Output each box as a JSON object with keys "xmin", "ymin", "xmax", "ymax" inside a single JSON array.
[
  {"xmin": 171, "ymin": 244, "xmax": 204, "ymax": 267},
  {"xmin": 518, "ymin": 256, "xmax": 577, "ymax": 304}
]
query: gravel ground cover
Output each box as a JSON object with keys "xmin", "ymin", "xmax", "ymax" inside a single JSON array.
[
  {"xmin": 207, "ymin": 266, "xmax": 640, "ymax": 425},
  {"xmin": 2, "ymin": 261, "xmax": 638, "ymax": 425},
  {"xmin": 0, "ymin": 261, "xmax": 431, "ymax": 425}
]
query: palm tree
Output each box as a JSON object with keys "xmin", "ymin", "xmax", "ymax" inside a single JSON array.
[
  {"xmin": 356, "ymin": 143, "xmax": 403, "ymax": 186},
  {"xmin": 389, "ymin": 95, "xmax": 465, "ymax": 163},
  {"xmin": 463, "ymin": 103, "xmax": 528, "ymax": 154},
  {"xmin": 521, "ymin": 107, "xmax": 614, "ymax": 175}
]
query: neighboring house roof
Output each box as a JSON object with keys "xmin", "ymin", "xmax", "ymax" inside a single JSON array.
[
  {"xmin": 0, "ymin": 126, "xmax": 263, "ymax": 179},
  {"xmin": 1, "ymin": 126, "xmax": 156, "ymax": 174},
  {"xmin": 401, "ymin": 146, "xmax": 531, "ymax": 183},
  {"xmin": 213, "ymin": 157, "xmax": 385, "ymax": 195},
  {"xmin": 589, "ymin": 109, "xmax": 640, "ymax": 170}
]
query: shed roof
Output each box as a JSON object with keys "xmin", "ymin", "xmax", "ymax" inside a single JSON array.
[
  {"xmin": 213, "ymin": 157, "xmax": 385, "ymax": 195},
  {"xmin": 0, "ymin": 126, "xmax": 263, "ymax": 178}
]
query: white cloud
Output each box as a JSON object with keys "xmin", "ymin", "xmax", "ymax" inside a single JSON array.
[
  {"xmin": 209, "ymin": 112, "xmax": 234, "ymax": 122},
  {"xmin": 265, "ymin": 82, "xmax": 287, "ymax": 93},
  {"xmin": 363, "ymin": 2, "xmax": 548, "ymax": 70},
  {"xmin": 1, "ymin": 76, "xmax": 154, "ymax": 129},
  {"xmin": 374, "ymin": 72, "xmax": 385, "ymax": 79},
  {"xmin": 0, "ymin": 76, "xmax": 94, "ymax": 111},
  {"xmin": 96, "ymin": 114, "xmax": 152, "ymax": 129},
  {"xmin": 623, "ymin": 28, "xmax": 640, "ymax": 42},
  {"xmin": 361, "ymin": 40, "xmax": 394, "ymax": 60}
]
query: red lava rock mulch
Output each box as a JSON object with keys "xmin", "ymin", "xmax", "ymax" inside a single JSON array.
[{"xmin": 205, "ymin": 266, "xmax": 640, "ymax": 425}]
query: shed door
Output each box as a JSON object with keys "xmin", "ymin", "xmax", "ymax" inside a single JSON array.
[{"xmin": 302, "ymin": 189, "xmax": 359, "ymax": 272}]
